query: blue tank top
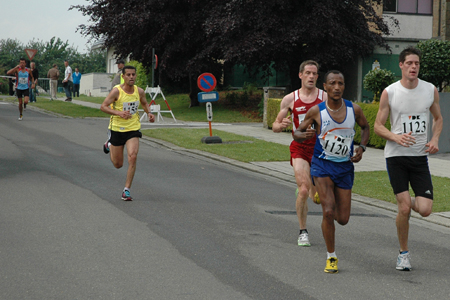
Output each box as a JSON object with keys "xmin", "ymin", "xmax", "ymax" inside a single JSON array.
[
  {"xmin": 16, "ymin": 68, "xmax": 30, "ymax": 90},
  {"xmin": 313, "ymin": 100, "xmax": 355, "ymax": 162}
]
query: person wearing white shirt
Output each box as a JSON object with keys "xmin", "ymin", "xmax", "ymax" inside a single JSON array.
[{"xmin": 63, "ymin": 60, "xmax": 73, "ymax": 101}]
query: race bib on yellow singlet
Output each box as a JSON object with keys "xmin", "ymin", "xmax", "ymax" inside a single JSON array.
[
  {"xmin": 323, "ymin": 132, "xmax": 352, "ymax": 157},
  {"xmin": 400, "ymin": 113, "xmax": 427, "ymax": 135},
  {"xmin": 123, "ymin": 101, "xmax": 139, "ymax": 115}
]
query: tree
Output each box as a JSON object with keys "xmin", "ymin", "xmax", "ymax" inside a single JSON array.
[
  {"xmin": 0, "ymin": 37, "xmax": 106, "ymax": 80},
  {"xmin": 417, "ymin": 39, "xmax": 450, "ymax": 92},
  {"xmin": 363, "ymin": 68, "xmax": 396, "ymax": 102},
  {"xmin": 71, "ymin": 0, "xmax": 396, "ymax": 106},
  {"xmin": 0, "ymin": 38, "xmax": 26, "ymax": 70}
]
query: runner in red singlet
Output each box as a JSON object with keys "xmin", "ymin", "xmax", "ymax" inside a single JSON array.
[{"xmin": 272, "ymin": 60, "xmax": 327, "ymax": 246}]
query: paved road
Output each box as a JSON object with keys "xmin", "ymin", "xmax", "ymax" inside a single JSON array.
[{"xmin": 1, "ymin": 101, "xmax": 450, "ymax": 299}]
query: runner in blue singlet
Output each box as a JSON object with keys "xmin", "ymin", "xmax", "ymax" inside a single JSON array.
[
  {"xmin": 294, "ymin": 70, "xmax": 370, "ymax": 274},
  {"xmin": 7, "ymin": 58, "xmax": 35, "ymax": 120}
]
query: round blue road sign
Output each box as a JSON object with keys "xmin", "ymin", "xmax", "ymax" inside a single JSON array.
[{"xmin": 197, "ymin": 73, "xmax": 217, "ymax": 92}]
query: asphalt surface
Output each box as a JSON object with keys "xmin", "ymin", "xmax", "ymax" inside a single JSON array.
[{"xmin": 1, "ymin": 97, "xmax": 449, "ymax": 299}]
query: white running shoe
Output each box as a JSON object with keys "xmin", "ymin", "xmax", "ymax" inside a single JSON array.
[
  {"xmin": 18, "ymin": 116, "xmax": 23, "ymax": 121},
  {"xmin": 396, "ymin": 251, "xmax": 412, "ymax": 271},
  {"xmin": 298, "ymin": 232, "xmax": 311, "ymax": 247}
]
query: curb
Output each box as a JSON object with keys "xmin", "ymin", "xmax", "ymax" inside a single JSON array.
[{"xmin": 142, "ymin": 135, "xmax": 450, "ymax": 228}]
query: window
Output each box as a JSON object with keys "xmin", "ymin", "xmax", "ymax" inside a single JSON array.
[{"xmin": 383, "ymin": 0, "xmax": 432, "ymax": 15}]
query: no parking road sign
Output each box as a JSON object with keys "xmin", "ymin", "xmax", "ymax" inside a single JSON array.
[{"xmin": 197, "ymin": 73, "xmax": 217, "ymax": 92}]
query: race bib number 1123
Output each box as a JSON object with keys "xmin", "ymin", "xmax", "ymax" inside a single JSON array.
[{"xmin": 401, "ymin": 113, "xmax": 427, "ymax": 134}]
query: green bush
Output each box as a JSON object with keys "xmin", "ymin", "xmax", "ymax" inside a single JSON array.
[
  {"xmin": 354, "ymin": 102, "xmax": 390, "ymax": 148},
  {"xmin": 127, "ymin": 60, "xmax": 151, "ymax": 89},
  {"xmin": 363, "ymin": 68, "xmax": 395, "ymax": 102},
  {"xmin": 223, "ymin": 82, "xmax": 262, "ymax": 109}
]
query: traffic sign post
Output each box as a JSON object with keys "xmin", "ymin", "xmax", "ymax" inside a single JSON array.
[{"xmin": 198, "ymin": 73, "xmax": 222, "ymax": 144}]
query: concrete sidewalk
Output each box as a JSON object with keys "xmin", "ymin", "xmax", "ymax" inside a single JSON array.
[{"xmin": 49, "ymin": 97, "xmax": 450, "ymax": 226}]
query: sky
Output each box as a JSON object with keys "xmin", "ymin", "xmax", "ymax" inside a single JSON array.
[{"xmin": 1, "ymin": 0, "xmax": 95, "ymax": 53}]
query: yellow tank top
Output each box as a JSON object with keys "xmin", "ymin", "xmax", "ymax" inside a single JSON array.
[{"xmin": 109, "ymin": 85, "xmax": 141, "ymax": 132}]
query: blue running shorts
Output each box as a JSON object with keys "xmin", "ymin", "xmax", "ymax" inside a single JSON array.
[{"xmin": 310, "ymin": 157, "xmax": 354, "ymax": 190}]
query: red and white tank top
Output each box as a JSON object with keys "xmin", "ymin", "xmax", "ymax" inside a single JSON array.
[{"xmin": 291, "ymin": 89, "xmax": 324, "ymax": 146}]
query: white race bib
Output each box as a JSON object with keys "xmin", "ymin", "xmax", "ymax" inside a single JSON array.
[
  {"xmin": 323, "ymin": 132, "xmax": 352, "ymax": 157},
  {"xmin": 19, "ymin": 77, "xmax": 27, "ymax": 85},
  {"xmin": 123, "ymin": 101, "xmax": 139, "ymax": 115},
  {"xmin": 400, "ymin": 113, "xmax": 427, "ymax": 135}
]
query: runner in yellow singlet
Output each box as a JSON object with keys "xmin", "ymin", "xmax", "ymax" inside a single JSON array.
[{"xmin": 100, "ymin": 65, "xmax": 155, "ymax": 201}]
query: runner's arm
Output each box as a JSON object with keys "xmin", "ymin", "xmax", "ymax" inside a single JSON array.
[
  {"xmin": 100, "ymin": 88, "xmax": 130, "ymax": 119},
  {"xmin": 374, "ymin": 89, "xmax": 415, "ymax": 147},
  {"xmin": 7, "ymin": 65, "xmax": 19, "ymax": 75},
  {"xmin": 138, "ymin": 88, "xmax": 155, "ymax": 123},
  {"xmin": 293, "ymin": 106, "xmax": 318, "ymax": 143},
  {"xmin": 272, "ymin": 93, "xmax": 293, "ymax": 133},
  {"xmin": 426, "ymin": 87, "xmax": 443, "ymax": 154},
  {"xmin": 351, "ymin": 104, "xmax": 370, "ymax": 163}
]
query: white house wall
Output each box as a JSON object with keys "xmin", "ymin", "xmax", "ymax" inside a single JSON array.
[
  {"xmin": 383, "ymin": 14, "xmax": 433, "ymax": 40},
  {"xmin": 80, "ymin": 73, "xmax": 115, "ymax": 97}
]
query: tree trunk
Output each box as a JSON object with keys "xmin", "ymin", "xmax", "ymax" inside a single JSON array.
[
  {"xmin": 189, "ymin": 73, "xmax": 200, "ymax": 108},
  {"xmin": 288, "ymin": 63, "xmax": 301, "ymax": 94}
]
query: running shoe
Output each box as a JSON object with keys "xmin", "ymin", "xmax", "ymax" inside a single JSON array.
[
  {"xmin": 324, "ymin": 257, "xmax": 338, "ymax": 273},
  {"xmin": 298, "ymin": 232, "xmax": 311, "ymax": 247},
  {"xmin": 121, "ymin": 190, "xmax": 133, "ymax": 201},
  {"xmin": 103, "ymin": 140, "xmax": 110, "ymax": 154},
  {"xmin": 396, "ymin": 251, "xmax": 411, "ymax": 271},
  {"xmin": 313, "ymin": 192, "xmax": 320, "ymax": 204},
  {"xmin": 18, "ymin": 115, "xmax": 23, "ymax": 121}
]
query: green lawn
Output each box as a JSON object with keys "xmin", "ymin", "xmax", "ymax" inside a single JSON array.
[
  {"xmin": 142, "ymin": 128, "xmax": 290, "ymax": 162},
  {"xmin": 354, "ymin": 171, "xmax": 450, "ymax": 212}
]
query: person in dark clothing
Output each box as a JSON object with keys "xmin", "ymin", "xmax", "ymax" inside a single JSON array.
[{"xmin": 29, "ymin": 62, "xmax": 39, "ymax": 102}]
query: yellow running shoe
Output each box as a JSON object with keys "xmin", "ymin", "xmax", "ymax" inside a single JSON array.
[
  {"xmin": 324, "ymin": 257, "xmax": 338, "ymax": 273},
  {"xmin": 313, "ymin": 192, "xmax": 320, "ymax": 204}
]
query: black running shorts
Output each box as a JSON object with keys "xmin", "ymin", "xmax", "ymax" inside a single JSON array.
[
  {"xmin": 16, "ymin": 88, "xmax": 29, "ymax": 98},
  {"xmin": 109, "ymin": 130, "xmax": 142, "ymax": 147},
  {"xmin": 386, "ymin": 156, "xmax": 433, "ymax": 200}
]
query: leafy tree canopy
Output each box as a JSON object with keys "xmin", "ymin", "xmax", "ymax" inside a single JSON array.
[
  {"xmin": 417, "ymin": 39, "xmax": 450, "ymax": 92},
  {"xmin": 71, "ymin": 0, "xmax": 396, "ymax": 105},
  {"xmin": 0, "ymin": 37, "xmax": 106, "ymax": 76}
]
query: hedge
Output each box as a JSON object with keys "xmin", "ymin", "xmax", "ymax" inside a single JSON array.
[{"xmin": 267, "ymin": 99, "xmax": 390, "ymax": 148}]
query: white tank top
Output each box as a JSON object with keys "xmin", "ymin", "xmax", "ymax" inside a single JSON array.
[
  {"xmin": 384, "ymin": 79, "xmax": 434, "ymax": 158},
  {"xmin": 314, "ymin": 100, "xmax": 355, "ymax": 162}
]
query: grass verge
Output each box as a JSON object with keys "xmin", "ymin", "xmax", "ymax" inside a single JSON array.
[
  {"xmin": 354, "ymin": 171, "xmax": 450, "ymax": 213},
  {"xmin": 142, "ymin": 128, "xmax": 289, "ymax": 162}
]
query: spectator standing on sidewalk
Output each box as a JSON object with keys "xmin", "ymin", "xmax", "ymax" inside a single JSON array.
[
  {"xmin": 374, "ymin": 46, "xmax": 443, "ymax": 271},
  {"xmin": 111, "ymin": 59, "xmax": 125, "ymax": 90},
  {"xmin": 72, "ymin": 68, "xmax": 81, "ymax": 98},
  {"xmin": 295, "ymin": 70, "xmax": 370, "ymax": 273},
  {"xmin": 272, "ymin": 60, "xmax": 327, "ymax": 247},
  {"xmin": 63, "ymin": 60, "xmax": 72, "ymax": 102},
  {"xmin": 29, "ymin": 62, "xmax": 39, "ymax": 102},
  {"xmin": 47, "ymin": 64, "xmax": 60, "ymax": 99}
]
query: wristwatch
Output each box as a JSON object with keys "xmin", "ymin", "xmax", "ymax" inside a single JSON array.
[{"xmin": 359, "ymin": 145, "xmax": 366, "ymax": 152}]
